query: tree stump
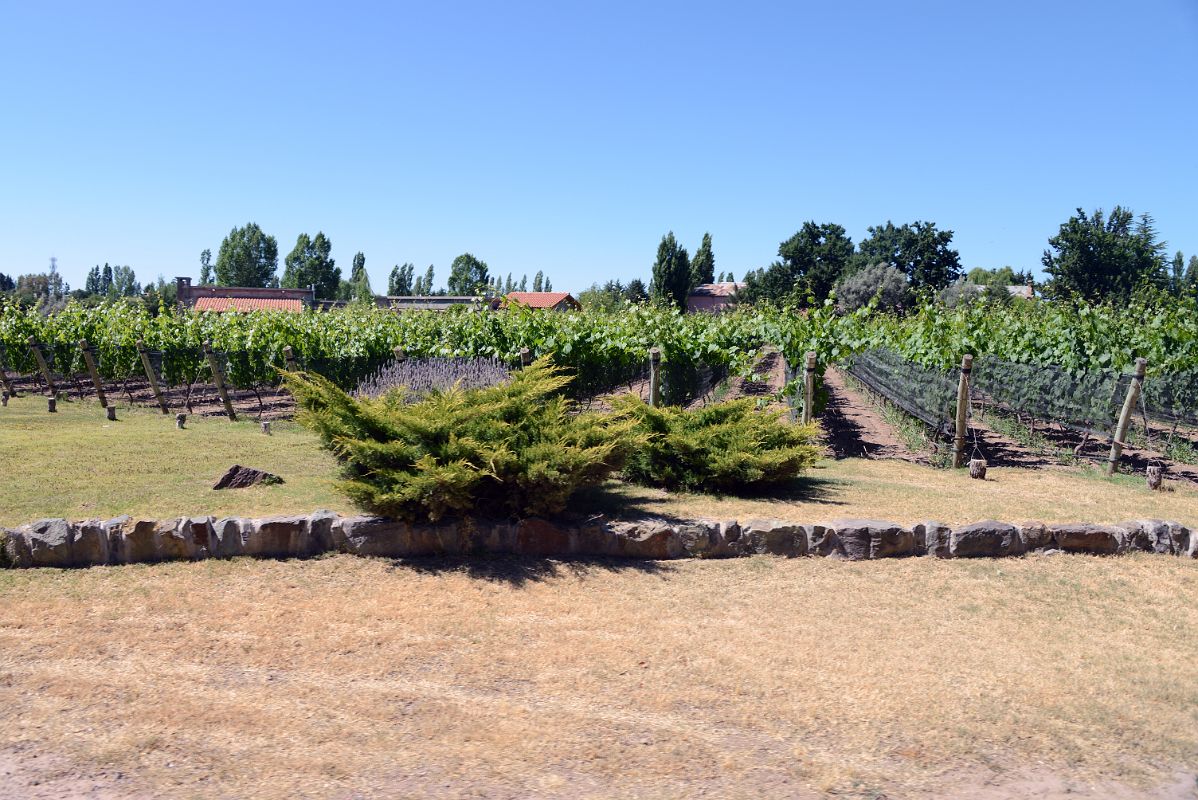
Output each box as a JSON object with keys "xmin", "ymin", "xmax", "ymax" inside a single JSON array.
[
  {"xmin": 261, "ymin": 421, "xmax": 272, "ymax": 435},
  {"xmin": 106, "ymin": 406, "xmax": 117, "ymax": 421},
  {"xmin": 47, "ymin": 397, "xmax": 57, "ymax": 413},
  {"xmin": 968, "ymin": 457, "xmax": 987, "ymax": 480},
  {"xmin": 1146, "ymin": 465, "xmax": 1163, "ymax": 491},
  {"xmin": 175, "ymin": 412, "xmax": 187, "ymax": 430}
]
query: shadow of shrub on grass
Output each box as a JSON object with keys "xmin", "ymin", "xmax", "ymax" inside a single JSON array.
[{"xmin": 389, "ymin": 554, "xmax": 676, "ymax": 587}]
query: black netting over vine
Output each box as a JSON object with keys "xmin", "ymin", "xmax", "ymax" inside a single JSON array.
[
  {"xmin": 1142, "ymin": 370, "xmax": 1198, "ymax": 427},
  {"xmin": 971, "ymin": 357, "xmax": 1125, "ymax": 434},
  {"xmin": 844, "ymin": 348, "xmax": 957, "ymax": 431}
]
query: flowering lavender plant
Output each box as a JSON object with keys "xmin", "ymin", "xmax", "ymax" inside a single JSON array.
[{"xmin": 354, "ymin": 357, "xmax": 510, "ymax": 401}]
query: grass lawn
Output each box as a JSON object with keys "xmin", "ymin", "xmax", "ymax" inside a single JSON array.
[
  {"xmin": 2, "ymin": 391, "xmax": 1195, "ymax": 529},
  {"xmin": 0, "ymin": 393, "xmax": 354, "ymax": 526},
  {"xmin": 1, "ymin": 554, "xmax": 1196, "ymax": 798}
]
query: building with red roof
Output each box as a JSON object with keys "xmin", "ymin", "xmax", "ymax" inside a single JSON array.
[
  {"xmin": 176, "ymin": 277, "xmax": 314, "ymax": 313},
  {"xmin": 501, "ymin": 291, "xmax": 582, "ymax": 311},
  {"xmin": 687, "ymin": 282, "xmax": 744, "ymax": 313}
]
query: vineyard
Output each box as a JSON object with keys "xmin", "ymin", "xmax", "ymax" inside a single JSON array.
[{"xmin": 1, "ymin": 295, "xmax": 1197, "ymax": 458}]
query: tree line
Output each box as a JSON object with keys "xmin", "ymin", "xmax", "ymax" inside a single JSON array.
[
  {"xmin": 611, "ymin": 207, "xmax": 1198, "ymax": 311},
  {"xmin": 199, "ymin": 223, "xmax": 555, "ymax": 301}
]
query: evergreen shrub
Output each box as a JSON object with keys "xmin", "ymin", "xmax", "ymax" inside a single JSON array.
[
  {"xmin": 614, "ymin": 396, "xmax": 822, "ymax": 492},
  {"xmin": 287, "ymin": 358, "xmax": 637, "ymax": 521}
]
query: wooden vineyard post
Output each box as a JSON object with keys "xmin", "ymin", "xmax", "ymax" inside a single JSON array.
[
  {"xmin": 0, "ymin": 360, "xmax": 15, "ymax": 400},
  {"xmin": 283, "ymin": 346, "xmax": 300, "ymax": 372},
  {"xmin": 78, "ymin": 339, "xmax": 108, "ymax": 408},
  {"xmin": 27, "ymin": 337, "xmax": 57, "ymax": 397},
  {"xmin": 648, "ymin": 347, "xmax": 662, "ymax": 408},
  {"xmin": 519, "ymin": 347, "xmax": 532, "ymax": 368},
  {"xmin": 203, "ymin": 341, "xmax": 237, "ymax": 421},
  {"xmin": 136, "ymin": 340, "xmax": 170, "ymax": 414},
  {"xmin": 1107, "ymin": 357, "xmax": 1147, "ymax": 476},
  {"xmin": 953, "ymin": 354, "xmax": 973, "ymax": 468},
  {"xmin": 802, "ymin": 351, "xmax": 817, "ymax": 425}
]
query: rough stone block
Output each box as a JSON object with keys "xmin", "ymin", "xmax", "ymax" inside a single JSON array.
[
  {"xmin": 1120, "ymin": 519, "xmax": 1174, "ymax": 554},
  {"xmin": 74, "ymin": 520, "xmax": 111, "ymax": 566},
  {"xmin": 23, "ymin": 519, "xmax": 74, "ymax": 567},
  {"xmin": 806, "ymin": 523, "xmax": 841, "ymax": 557},
  {"xmin": 951, "ymin": 520, "xmax": 1022, "ymax": 558},
  {"xmin": 155, "ymin": 518, "xmax": 198, "ymax": 561},
  {"xmin": 610, "ymin": 520, "xmax": 682, "ymax": 559},
  {"xmin": 213, "ymin": 518, "xmax": 247, "ymax": 557},
  {"xmin": 821, "ymin": 519, "xmax": 911, "ymax": 560},
  {"xmin": 917, "ymin": 521, "xmax": 952, "ymax": 558},
  {"xmin": 179, "ymin": 517, "xmax": 216, "ymax": 559},
  {"xmin": 1049, "ymin": 523, "xmax": 1125, "ymax": 555},
  {"xmin": 1019, "ymin": 521, "xmax": 1053, "ymax": 551},
  {"xmin": 1, "ymin": 528, "xmax": 32, "ymax": 568},
  {"xmin": 741, "ymin": 520, "xmax": 807, "ymax": 557},
  {"xmin": 307, "ymin": 510, "xmax": 339, "ymax": 553},
  {"xmin": 334, "ymin": 516, "xmax": 417, "ymax": 558},
  {"xmin": 246, "ymin": 515, "xmax": 313, "ymax": 558}
]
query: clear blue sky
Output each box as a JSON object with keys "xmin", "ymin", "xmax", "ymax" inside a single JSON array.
[{"xmin": 2, "ymin": 0, "xmax": 1196, "ymax": 293}]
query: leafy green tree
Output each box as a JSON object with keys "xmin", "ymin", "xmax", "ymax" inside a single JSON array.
[
  {"xmin": 690, "ymin": 232, "xmax": 715, "ymax": 288},
  {"xmin": 544, "ymin": 277, "xmax": 553, "ymax": 291},
  {"xmin": 1042, "ymin": 207, "xmax": 1167, "ymax": 301},
  {"xmin": 84, "ymin": 266, "xmax": 101, "ymax": 294},
  {"xmin": 110, "ymin": 265, "xmax": 140, "ymax": 297},
  {"xmin": 835, "ymin": 263, "xmax": 909, "ymax": 311},
  {"xmin": 578, "ymin": 280, "xmax": 628, "ymax": 312},
  {"xmin": 1170, "ymin": 251, "xmax": 1186, "ymax": 296},
  {"xmin": 1187, "ymin": 256, "xmax": 1198, "ymax": 297},
  {"xmin": 413, "ymin": 264, "xmax": 436, "ymax": 295},
  {"xmin": 625, "ymin": 279, "xmax": 648, "ymax": 303},
  {"xmin": 519, "ymin": 274, "xmax": 528, "ymax": 291},
  {"xmin": 742, "ymin": 222, "xmax": 854, "ymax": 304},
  {"xmin": 532, "ymin": 271, "xmax": 544, "ymax": 292},
  {"xmin": 651, "ymin": 231, "xmax": 691, "ymax": 309},
  {"xmin": 199, "ymin": 249, "xmax": 213, "ymax": 284},
  {"xmin": 215, "ymin": 223, "xmax": 278, "ymax": 287},
  {"xmin": 0, "ymin": 272, "xmax": 14, "ymax": 292},
  {"xmin": 282, "ymin": 233, "xmax": 340, "ymax": 298},
  {"xmin": 388, "ymin": 263, "xmax": 415, "ymax": 295},
  {"xmin": 101, "ymin": 263, "xmax": 113, "ymax": 294},
  {"xmin": 855, "ymin": 221, "xmax": 961, "ymax": 290},
  {"xmin": 448, "ymin": 253, "xmax": 490, "ymax": 294}
]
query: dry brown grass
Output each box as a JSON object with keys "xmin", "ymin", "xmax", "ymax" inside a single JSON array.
[
  {"xmin": 2, "ymin": 553, "xmax": 1196, "ymax": 798},
  {"xmin": 585, "ymin": 459, "xmax": 1198, "ymax": 529}
]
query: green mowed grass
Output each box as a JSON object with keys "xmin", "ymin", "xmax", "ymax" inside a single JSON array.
[
  {"xmin": 0, "ymin": 394, "xmax": 353, "ymax": 525},
  {"xmin": 2, "ymin": 391, "xmax": 1196, "ymax": 528}
]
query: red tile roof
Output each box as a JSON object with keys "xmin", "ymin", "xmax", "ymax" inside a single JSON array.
[
  {"xmin": 194, "ymin": 297, "xmax": 305, "ymax": 313},
  {"xmin": 689, "ymin": 282, "xmax": 745, "ymax": 298},
  {"xmin": 503, "ymin": 291, "xmax": 580, "ymax": 309}
]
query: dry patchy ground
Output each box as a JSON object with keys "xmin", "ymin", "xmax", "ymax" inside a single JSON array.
[{"xmin": 1, "ymin": 554, "xmax": 1197, "ymax": 799}]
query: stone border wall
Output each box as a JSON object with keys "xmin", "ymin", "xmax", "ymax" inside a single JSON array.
[{"xmin": 2, "ymin": 514, "xmax": 1195, "ymax": 569}]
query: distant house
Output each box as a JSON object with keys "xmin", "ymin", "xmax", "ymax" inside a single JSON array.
[
  {"xmin": 176, "ymin": 277, "xmax": 313, "ymax": 313},
  {"xmin": 687, "ymin": 282, "xmax": 744, "ymax": 313},
  {"xmin": 1006, "ymin": 284, "xmax": 1036, "ymax": 300},
  {"xmin": 314, "ymin": 296, "xmax": 489, "ymax": 312},
  {"xmin": 500, "ymin": 291, "xmax": 582, "ymax": 312},
  {"xmin": 383, "ymin": 296, "xmax": 490, "ymax": 312}
]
